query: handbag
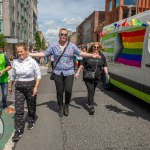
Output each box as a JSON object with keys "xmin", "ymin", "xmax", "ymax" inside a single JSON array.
[
  {"xmin": 84, "ymin": 59, "xmax": 98, "ymax": 79},
  {"xmin": 84, "ymin": 71, "xmax": 95, "ymax": 79},
  {"xmin": 50, "ymin": 42, "xmax": 69, "ymax": 80}
]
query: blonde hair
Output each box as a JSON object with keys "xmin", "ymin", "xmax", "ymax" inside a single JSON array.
[
  {"xmin": 88, "ymin": 42, "xmax": 105, "ymax": 53},
  {"xmin": 59, "ymin": 28, "xmax": 68, "ymax": 35},
  {"xmin": 15, "ymin": 43, "xmax": 28, "ymax": 51}
]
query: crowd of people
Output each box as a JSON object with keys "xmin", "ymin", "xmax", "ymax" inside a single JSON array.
[{"xmin": 0, "ymin": 28, "xmax": 110, "ymax": 142}]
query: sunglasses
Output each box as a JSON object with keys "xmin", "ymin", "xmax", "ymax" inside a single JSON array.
[
  {"xmin": 93, "ymin": 46, "xmax": 99, "ymax": 49},
  {"xmin": 60, "ymin": 33, "xmax": 68, "ymax": 37}
]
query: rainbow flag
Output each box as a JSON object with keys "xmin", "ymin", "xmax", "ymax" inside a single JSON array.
[{"xmin": 116, "ymin": 29, "xmax": 146, "ymax": 68}]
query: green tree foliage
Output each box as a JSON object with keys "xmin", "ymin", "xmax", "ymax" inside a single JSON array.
[
  {"xmin": 41, "ymin": 38, "xmax": 46, "ymax": 50},
  {"xmin": 0, "ymin": 34, "xmax": 7, "ymax": 48},
  {"xmin": 34, "ymin": 32, "xmax": 41, "ymax": 51}
]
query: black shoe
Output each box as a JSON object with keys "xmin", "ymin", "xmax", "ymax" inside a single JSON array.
[
  {"xmin": 64, "ymin": 105, "xmax": 69, "ymax": 116},
  {"xmin": 89, "ymin": 105, "xmax": 95, "ymax": 115},
  {"xmin": 12, "ymin": 129, "xmax": 24, "ymax": 142},
  {"xmin": 28, "ymin": 120, "xmax": 35, "ymax": 130},
  {"xmin": 59, "ymin": 106, "xmax": 63, "ymax": 117},
  {"xmin": 2, "ymin": 104, "xmax": 8, "ymax": 109}
]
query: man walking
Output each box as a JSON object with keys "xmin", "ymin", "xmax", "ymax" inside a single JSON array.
[{"xmin": 0, "ymin": 48, "xmax": 11, "ymax": 109}]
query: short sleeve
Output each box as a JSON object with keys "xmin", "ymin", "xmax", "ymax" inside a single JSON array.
[
  {"xmin": 102, "ymin": 55, "xmax": 107, "ymax": 67},
  {"xmin": 10, "ymin": 61, "xmax": 17, "ymax": 81},
  {"xmin": 43, "ymin": 46, "xmax": 53, "ymax": 57},
  {"xmin": 72, "ymin": 43, "xmax": 81, "ymax": 56},
  {"xmin": 32, "ymin": 59, "xmax": 41, "ymax": 79}
]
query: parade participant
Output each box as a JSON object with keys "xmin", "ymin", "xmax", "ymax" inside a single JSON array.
[
  {"xmin": 81, "ymin": 45, "xmax": 87, "ymax": 52},
  {"xmin": 50, "ymin": 55, "xmax": 54, "ymax": 70},
  {"xmin": 9, "ymin": 43, "xmax": 41, "ymax": 142},
  {"xmin": 30, "ymin": 28, "xmax": 100, "ymax": 117},
  {"xmin": 74, "ymin": 42, "xmax": 109, "ymax": 115},
  {"xmin": 0, "ymin": 48, "xmax": 11, "ymax": 109}
]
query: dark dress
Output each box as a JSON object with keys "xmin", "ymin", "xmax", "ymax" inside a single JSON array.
[{"xmin": 80, "ymin": 52, "xmax": 107, "ymax": 106}]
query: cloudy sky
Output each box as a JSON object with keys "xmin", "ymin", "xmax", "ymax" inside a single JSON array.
[{"xmin": 38, "ymin": 0, "xmax": 105, "ymax": 44}]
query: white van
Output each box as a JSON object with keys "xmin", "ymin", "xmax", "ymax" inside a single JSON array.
[{"xmin": 101, "ymin": 10, "xmax": 150, "ymax": 104}]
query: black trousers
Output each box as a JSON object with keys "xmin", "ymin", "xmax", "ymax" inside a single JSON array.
[
  {"xmin": 54, "ymin": 74, "xmax": 74, "ymax": 106},
  {"xmin": 84, "ymin": 79, "xmax": 99, "ymax": 106},
  {"xmin": 14, "ymin": 80, "xmax": 36, "ymax": 131}
]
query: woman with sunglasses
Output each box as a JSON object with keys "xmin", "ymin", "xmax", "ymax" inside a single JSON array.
[
  {"xmin": 75, "ymin": 42, "xmax": 109, "ymax": 115},
  {"xmin": 30, "ymin": 28, "xmax": 100, "ymax": 117}
]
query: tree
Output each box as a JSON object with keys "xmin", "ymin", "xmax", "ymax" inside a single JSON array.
[
  {"xmin": 0, "ymin": 34, "xmax": 7, "ymax": 48},
  {"xmin": 41, "ymin": 38, "xmax": 46, "ymax": 50},
  {"xmin": 34, "ymin": 32, "xmax": 41, "ymax": 51}
]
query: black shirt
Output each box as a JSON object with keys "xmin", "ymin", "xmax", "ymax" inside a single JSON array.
[{"xmin": 81, "ymin": 52, "xmax": 107, "ymax": 80}]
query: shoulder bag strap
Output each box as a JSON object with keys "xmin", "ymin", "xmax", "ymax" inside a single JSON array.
[{"xmin": 52, "ymin": 42, "xmax": 69, "ymax": 72}]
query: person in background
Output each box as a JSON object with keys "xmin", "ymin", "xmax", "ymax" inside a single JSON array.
[
  {"xmin": 50, "ymin": 55, "xmax": 54, "ymax": 70},
  {"xmin": 81, "ymin": 45, "xmax": 87, "ymax": 53},
  {"xmin": 30, "ymin": 28, "xmax": 100, "ymax": 117},
  {"xmin": 9, "ymin": 43, "xmax": 41, "ymax": 142},
  {"xmin": 9, "ymin": 55, "xmax": 14, "ymax": 66},
  {"xmin": 74, "ymin": 42, "xmax": 109, "ymax": 115},
  {"xmin": 76, "ymin": 46, "xmax": 83, "ymax": 68},
  {"xmin": 0, "ymin": 48, "xmax": 12, "ymax": 109}
]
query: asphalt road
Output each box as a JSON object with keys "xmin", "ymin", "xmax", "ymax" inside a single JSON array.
[{"xmin": 11, "ymin": 71, "xmax": 150, "ymax": 150}]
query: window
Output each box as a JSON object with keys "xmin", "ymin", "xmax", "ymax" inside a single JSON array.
[
  {"xmin": 0, "ymin": 3, "xmax": 2, "ymax": 16},
  {"xmin": 131, "ymin": 9, "xmax": 136, "ymax": 16},
  {"xmin": 109, "ymin": 0, "xmax": 112, "ymax": 11},
  {"xmin": 11, "ymin": 22, "xmax": 15, "ymax": 36},
  {"xmin": 0, "ymin": 21, "xmax": 2, "ymax": 33},
  {"xmin": 123, "ymin": 9, "xmax": 128, "ymax": 19},
  {"xmin": 124, "ymin": 0, "xmax": 137, "ymax": 6},
  {"xmin": 11, "ymin": 6, "xmax": 15, "ymax": 19},
  {"xmin": 116, "ymin": 0, "xmax": 120, "ymax": 7},
  {"xmin": 11, "ymin": 0, "xmax": 14, "ymax": 5}
]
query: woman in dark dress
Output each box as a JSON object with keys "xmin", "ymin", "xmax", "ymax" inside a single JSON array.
[{"xmin": 75, "ymin": 42, "xmax": 109, "ymax": 115}]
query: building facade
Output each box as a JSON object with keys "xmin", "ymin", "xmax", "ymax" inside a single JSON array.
[
  {"xmin": 76, "ymin": 11, "xmax": 105, "ymax": 46},
  {"xmin": 0, "ymin": 0, "xmax": 38, "ymax": 57},
  {"xmin": 68, "ymin": 32, "xmax": 77, "ymax": 44},
  {"xmin": 105, "ymin": 0, "xmax": 150, "ymax": 25}
]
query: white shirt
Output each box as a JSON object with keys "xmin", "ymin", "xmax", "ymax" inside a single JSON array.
[{"xmin": 11, "ymin": 56, "xmax": 41, "ymax": 81}]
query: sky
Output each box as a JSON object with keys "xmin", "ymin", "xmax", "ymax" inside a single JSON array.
[{"xmin": 38, "ymin": 0, "xmax": 105, "ymax": 44}]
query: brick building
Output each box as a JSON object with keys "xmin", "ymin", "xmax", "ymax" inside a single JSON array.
[
  {"xmin": 105, "ymin": 0, "xmax": 150, "ymax": 25},
  {"xmin": 68, "ymin": 32, "xmax": 77, "ymax": 44},
  {"xmin": 76, "ymin": 11, "xmax": 105, "ymax": 46}
]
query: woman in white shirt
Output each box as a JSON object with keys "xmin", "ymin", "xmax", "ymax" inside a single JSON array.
[{"xmin": 9, "ymin": 43, "xmax": 41, "ymax": 142}]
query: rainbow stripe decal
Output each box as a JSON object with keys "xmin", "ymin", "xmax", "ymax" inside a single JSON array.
[{"xmin": 116, "ymin": 29, "xmax": 146, "ymax": 67}]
